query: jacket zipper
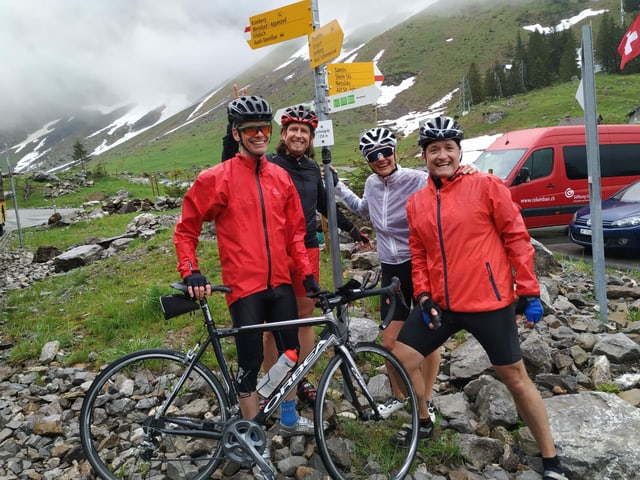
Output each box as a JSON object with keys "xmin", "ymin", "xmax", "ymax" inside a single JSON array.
[
  {"xmin": 436, "ymin": 188, "xmax": 451, "ymax": 310},
  {"xmin": 255, "ymin": 160, "xmax": 272, "ymax": 289},
  {"xmin": 485, "ymin": 262, "xmax": 502, "ymax": 301}
]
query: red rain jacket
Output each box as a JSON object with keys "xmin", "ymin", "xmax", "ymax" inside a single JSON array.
[
  {"xmin": 174, "ymin": 153, "xmax": 312, "ymax": 306},
  {"xmin": 407, "ymin": 171, "xmax": 539, "ymax": 312}
]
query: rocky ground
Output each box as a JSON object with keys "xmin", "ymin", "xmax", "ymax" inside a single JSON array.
[{"xmin": 1, "ymin": 210, "xmax": 640, "ymax": 479}]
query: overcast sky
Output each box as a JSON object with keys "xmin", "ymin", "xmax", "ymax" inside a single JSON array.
[{"xmin": 0, "ymin": 0, "xmax": 437, "ymax": 131}]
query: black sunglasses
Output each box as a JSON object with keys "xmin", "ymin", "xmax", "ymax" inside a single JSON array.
[{"xmin": 365, "ymin": 146, "xmax": 394, "ymax": 162}]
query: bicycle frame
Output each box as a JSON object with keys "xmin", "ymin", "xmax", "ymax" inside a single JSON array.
[
  {"xmin": 80, "ymin": 275, "xmax": 417, "ymax": 480},
  {"xmin": 156, "ymin": 276, "xmax": 399, "ymax": 436}
]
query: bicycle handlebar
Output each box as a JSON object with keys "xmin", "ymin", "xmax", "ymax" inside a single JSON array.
[
  {"xmin": 171, "ymin": 282, "xmax": 232, "ymax": 294},
  {"xmin": 170, "ymin": 276, "xmax": 401, "ymax": 330},
  {"xmin": 309, "ymin": 276, "xmax": 401, "ymax": 331}
]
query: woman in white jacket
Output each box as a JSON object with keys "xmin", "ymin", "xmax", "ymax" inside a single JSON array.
[{"xmin": 334, "ymin": 127, "xmax": 439, "ymax": 439}]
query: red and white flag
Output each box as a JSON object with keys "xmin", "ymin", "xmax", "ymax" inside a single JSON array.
[{"xmin": 618, "ymin": 14, "xmax": 640, "ymax": 70}]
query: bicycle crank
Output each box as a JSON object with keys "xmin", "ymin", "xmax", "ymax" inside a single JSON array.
[{"xmin": 221, "ymin": 418, "xmax": 266, "ymax": 465}]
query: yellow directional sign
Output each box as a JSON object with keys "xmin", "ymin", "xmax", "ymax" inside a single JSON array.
[
  {"xmin": 308, "ymin": 20, "xmax": 343, "ymax": 69},
  {"xmin": 246, "ymin": 0, "xmax": 313, "ymax": 50},
  {"xmin": 326, "ymin": 62, "xmax": 377, "ymax": 96}
]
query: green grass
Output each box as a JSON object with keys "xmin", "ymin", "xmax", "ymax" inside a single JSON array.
[
  {"xmin": 1, "ymin": 209, "xmax": 341, "ymax": 366},
  {"xmin": 3, "ymin": 227, "xmax": 181, "ymax": 364},
  {"xmin": 595, "ymin": 383, "xmax": 621, "ymax": 394},
  {"xmin": 6, "ymin": 174, "xmax": 162, "ymax": 210},
  {"xmin": 9, "ymin": 209, "xmax": 143, "ymax": 250},
  {"xmin": 627, "ymin": 308, "xmax": 640, "ymax": 322},
  {"xmin": 416, "ymin": 429, "xmax": 466, "ymax": 469}
]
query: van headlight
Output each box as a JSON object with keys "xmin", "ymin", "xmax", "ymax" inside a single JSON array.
[{"xmin": 611, "ymin": 216, "xmax": 640, "ymax": 227}]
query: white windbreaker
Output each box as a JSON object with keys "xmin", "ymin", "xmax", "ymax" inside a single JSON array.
[{"xmin": 335, "ymin": 164, "xmax": 428, "ymax": 265}]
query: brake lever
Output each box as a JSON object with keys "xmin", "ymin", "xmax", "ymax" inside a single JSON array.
[
  {"xmin": 360, "ymin": 270, "xmax": 372, "ymax": 290},
  {"xmin": 363, "ymin": 267, "xmax": 381, "ymax": 290},
  {"xmin": 369, "ymin": 268, "xmax": 381, "ymax": 288}
]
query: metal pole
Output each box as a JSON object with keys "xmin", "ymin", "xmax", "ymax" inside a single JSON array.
[
  {"xmin": 5, "ymin": 143, "xmax": 23, "ymax": 247},
  {"xmin": 581, "ymin": 25, "xmax": 608, "ymax": 322},
  {"xmin": 311, "ymin": 0, "xmax": 342, "ymax": 288}
]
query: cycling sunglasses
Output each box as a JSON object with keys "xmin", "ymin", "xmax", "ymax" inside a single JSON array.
[
  {"xmin": 237, "ymin": 123, "xmax": 272, "ymax": 137},
  {"xmin": 365, "ymin": 146, "xmax": 394, "ymax": 163}
]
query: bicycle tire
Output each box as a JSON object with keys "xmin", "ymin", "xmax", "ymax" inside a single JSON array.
[
  {"xmin": 80, "ymin": 349, "xmax": 229, "ymax": 480},
  {"xmin": 314, "ymin": 342, "xmax": 419, "ymax": 480}
]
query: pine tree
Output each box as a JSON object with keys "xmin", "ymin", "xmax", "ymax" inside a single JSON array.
[
  {"xmin": 504, "ymin": 61, "xmax": 525, "ymax": 96},
  {"xmin": 528, "ymin": 57, "xmax": 550, "ymax": 89},
  {"xmin": 547, "ymin": 30, "xmax": 566, "ymax": 80},
  {"xmin": 483, "ymin": 66, "xmax": 500, "ymax": 100},
  {"xmin": 526, "ymin": 31, "xmax": 551, "ymax": 89},
  {"xmin": 596, "ymin": 13, "xmax": 621, "ymax": 73},
  {"xmin": 558, "ymin": 30, "xmax": 579, "ymax": 81},
  {"xmin": 72, "ymin": 139, "xmax": 90, "ymax": 177},
  {"xmin": 624, "ymin": 0, "xmax": 638, "ymax": 13},
  {"xmin": 513, "ymin": 32, "xmax": 528, "ymax": 90},
  {"xmin": 467, "ymin": 62, "xmax": 484, "ymax": 105}
]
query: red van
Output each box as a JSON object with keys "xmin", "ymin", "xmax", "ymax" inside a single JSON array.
[{"xmin": 473, "ymin": 125, "xmax": 640, "ymax": 229}]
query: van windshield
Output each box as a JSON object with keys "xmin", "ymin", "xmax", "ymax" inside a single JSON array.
[{"xmin": 473, "ymin": 149, "xmax": 527, "ymax": 180}]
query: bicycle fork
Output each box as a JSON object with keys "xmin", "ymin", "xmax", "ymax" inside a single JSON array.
[{"xmin": 335, "ymin": 344, "xmax": 382, "ymax": 421}]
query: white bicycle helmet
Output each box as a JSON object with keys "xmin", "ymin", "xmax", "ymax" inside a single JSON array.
[
  {"xmin": 418, "ymin": 116, "xmax": 464, "ymax": 149},
  {"xmin": 359, "ymin": 128, "xmax": 397, "ymax": 161}
]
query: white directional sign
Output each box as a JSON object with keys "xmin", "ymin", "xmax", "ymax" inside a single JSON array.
[
  {"xmin": 313, "ymin": 120, "xmax": 334, "ymax": 147},
  {"xmin": 327, "ymin": 84, "xmax": 382, "ymax": 113}
]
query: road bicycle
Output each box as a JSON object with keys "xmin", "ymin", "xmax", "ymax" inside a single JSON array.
[{"xmin": 79, "ymin": 272, "xmax": 419, "ymax": 480}]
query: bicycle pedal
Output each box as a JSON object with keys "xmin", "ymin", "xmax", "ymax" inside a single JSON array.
[{"xmin": 222, "ymin": 459, "xmax": 243, "ymax": 476}]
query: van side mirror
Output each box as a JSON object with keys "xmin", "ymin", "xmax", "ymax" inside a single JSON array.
[{"xmin": 514, "ymin": 167, "xmax": 531, "ymax": 185}]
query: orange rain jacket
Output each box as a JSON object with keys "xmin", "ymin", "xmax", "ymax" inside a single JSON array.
[
  {"xmin": 174, "ymin": 153, "xmax": 312, "ymax": 306},
  {"xmin": 407, "ymin": 171, "xmax": 539, "ymax": 312}
]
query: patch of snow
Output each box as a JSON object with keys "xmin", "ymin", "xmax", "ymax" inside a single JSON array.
[
  {"xmin": 14, "ymin": 139, "xmax": 52, "ymax": 172},
  {"xmin": 377, "ymin": 77, "xmax": 416, "ymax": 107},
  {"xmin": 379, "ymin": 89, "xmax": 458, "ymax": 137},
  {"xmin": 188, "ymin": 87, "xmax": 223, "ymax": 120},
  {"xmin": 13, "ymin": 119, "xmax": 60, "ymax": 154},
  {"xmin": 523, "ymin": 8, "xmax": 608, "ymax": 34}
]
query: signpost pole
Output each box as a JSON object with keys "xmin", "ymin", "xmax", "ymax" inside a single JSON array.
[
  {"xmin": 310, "ymin": 0, "xmax": 343, "ymax": 288},
  {"xmin": 581, "ymin": 25, "xmax": 608, "ymax": 322},
  {"xmin": 5, "ymin": 144, "xmax": 23, "ymax": 247}
]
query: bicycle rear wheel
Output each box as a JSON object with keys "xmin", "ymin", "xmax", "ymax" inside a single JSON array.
[
  {"xmin": 315, "ymin": 342, "xmax": 419, "ymax": 480},
  {"xmin": 80, "ymin": 349, "xmax": 229, "ymax": 480}
]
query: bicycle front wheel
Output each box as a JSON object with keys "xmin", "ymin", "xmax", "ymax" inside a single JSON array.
[
  {"xmin": 80, "ymin": 349, "xmax": 229, "ymax": 480},
  {"xmin": 315, "ymin": 342, "xmax": 419, "ymax": 480}
]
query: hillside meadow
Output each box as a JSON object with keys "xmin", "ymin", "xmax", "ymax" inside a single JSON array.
[
  {"xmin": 87, "ymin": 72, "xmax": 640, "ymax": 177},
  {"xmin": 2, "ymin": 67, "xmax": 640, "ymax": 365}
]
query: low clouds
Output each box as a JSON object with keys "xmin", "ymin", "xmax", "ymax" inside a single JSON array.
[{"xmin": 1, "ymin": 0, "xmax": 435, "ymax": 131}]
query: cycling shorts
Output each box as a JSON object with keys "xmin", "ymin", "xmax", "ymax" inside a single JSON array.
[
  {"xmin": 397, "ymin": 304, "xmax": 522, "ymax": 366},
  {"xmin": 380, "ymin": 261, "xmax": 414, "ymax": 322},
  {"xmin": 228, "ymin": 284, "xmax": 299, "ymax": 393}
]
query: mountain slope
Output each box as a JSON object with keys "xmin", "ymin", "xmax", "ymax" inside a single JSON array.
[{"xmin": 4, "ymin": 0, "xmax": 625, "ymax": 174}]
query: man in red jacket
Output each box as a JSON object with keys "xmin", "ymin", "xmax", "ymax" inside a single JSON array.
[
  {"xmin": 174, "ymin": 96, "xmax": 320, "ymax": 441},
  {"xmin": 391, "ymin": 116, "xmax": 567, "ymax": 480}
]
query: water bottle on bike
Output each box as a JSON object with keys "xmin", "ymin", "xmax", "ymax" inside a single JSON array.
[{"xmin": 257, "ymin": 349, "xmax": 298, "ymax": 398}]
